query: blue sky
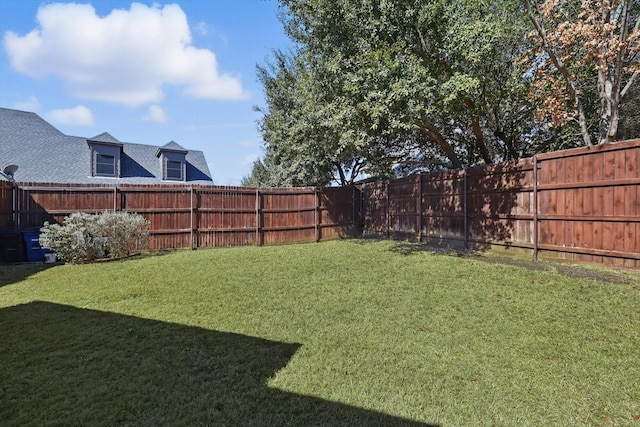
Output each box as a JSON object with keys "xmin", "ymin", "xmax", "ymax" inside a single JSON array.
[{"xmin": 0, "ymin": 0, "xmax": 292, "ymax": 185}]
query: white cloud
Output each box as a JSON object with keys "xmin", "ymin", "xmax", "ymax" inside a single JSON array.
[
  {"xmin": 144, "ymin": 105, "xmax": 167, "ymax": 123},
  {"xmin": 14, "ymin": 96, "xmax": 40, "ymax": 111},
  {"xmin": 47, "ymin": 105, "xmax": 94, "ymax": 126},
  {"xmin": 3, "ymin": 3, "xmax": 248, "ymax": 106}
]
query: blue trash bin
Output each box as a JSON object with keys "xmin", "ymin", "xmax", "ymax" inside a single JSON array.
[{"xmin": 22, "ymin": 230, "xmax": 46, "ymax": 263}]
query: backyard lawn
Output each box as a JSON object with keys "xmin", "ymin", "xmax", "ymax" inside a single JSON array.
[{"xmin": 1, "ymin": 240, "xmax": 638, "ymax": 426}]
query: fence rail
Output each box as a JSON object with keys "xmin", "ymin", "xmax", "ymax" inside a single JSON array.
[
  {"xmin": 360, "ymin": 139, "xmax": 640, "ymax": 268},
  {"xmin": 3, "ymin": 139, "xmax": 639, "ymax": 268},
  {"xmin": 8, "ymin": 183, "xmax": 355, "ymax": 250}
]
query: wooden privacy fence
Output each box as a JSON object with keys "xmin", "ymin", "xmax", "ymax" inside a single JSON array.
[
  {"xmin": 360, "ymin": 139, "xmax": 640, "ymax": 268},
  {"xmin": 0, "ymin": 181, "xmax": 13, "ymax": 228},
  {"xmin": 9, "ymin": 183, "xmax": 355, "ymax": 250}
]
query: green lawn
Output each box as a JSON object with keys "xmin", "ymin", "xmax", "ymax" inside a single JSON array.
[{"xmin": 1, "ymin": 240, "xmax": 639, "ymax": 426}]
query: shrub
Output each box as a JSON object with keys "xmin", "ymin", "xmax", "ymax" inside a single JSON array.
[
  {"xmin": 97, "ymin": 211, "xmax": 150, "ymax": 258},
  {"xmin": 39, "ymin": 212, "xmax": 106, "ymax": 263},
  {"xmin": 39, "ymin": 211, "xmax": 150, "ymax": 263}
]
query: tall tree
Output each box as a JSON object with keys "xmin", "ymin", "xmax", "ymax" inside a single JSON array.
[
  {"xmin": 252, "ymin": 50, "xmax": 383, "ymax": 186},
  {"xmin": 276, "ymin": 0, "xmax": 537, "ymax": 169},
  {"xmin": 524, "ymin": 0, "xmax": 640, "ymax": 145}
]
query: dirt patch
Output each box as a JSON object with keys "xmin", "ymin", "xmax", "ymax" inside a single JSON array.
[
  {"xmin": 386, "ymin": 240, "xmax": 639, "ymax": 285},
  {"xmin": 467, "ymin": 253, "xmax": 639, "ymax": 285}
]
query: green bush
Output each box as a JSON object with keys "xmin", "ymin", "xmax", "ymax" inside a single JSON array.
[
  {"xmin": 97, "ymin": 211, "xmax": 150, "ymax": 258},
  {"xmin": 39, "ymin": 211, "xmax": 150, "ymax": 263}
]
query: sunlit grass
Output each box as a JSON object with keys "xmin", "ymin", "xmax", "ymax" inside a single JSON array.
[{"xmin": 1, "ymin": 240, "xmax": 639, "ymax": 426}]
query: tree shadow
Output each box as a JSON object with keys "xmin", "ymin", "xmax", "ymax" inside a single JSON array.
[
  {"xmin": 0, "ymin": 301, "xmax": 436, "ymax": 426},
  {"xmin": 321, "ymin": 186, "xmax": 357, "ymax": 239},
  {"xmin": 386, "ymin": 241, "xmax": 467, "ymax": 257},
  {"xmin": 359, "ymin": 160, "xmax": 531, "ymax": 253}
]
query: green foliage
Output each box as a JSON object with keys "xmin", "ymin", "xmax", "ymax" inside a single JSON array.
[
  {"xmin": 255, "ymin": 0, "xmax": 639, "ymax": 185},
  {"xmin": 96, "ymin": 211, "xmax": 150, "ymax": 258},
  {"xmin": 39, "ymin": 213, "xmax": 106, "ymax": 263},
  {"xmin": 39, "ymin": 211, "xmax": 150, "ymax": 263},
  {"xmin": 253, "ymin": 0, "xmax": 546, "ymax": 185}
]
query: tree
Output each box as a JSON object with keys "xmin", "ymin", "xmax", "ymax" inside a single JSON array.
[
  {"xmin": 278, "ymin": 0, "xmax": 536, "ymax": 168},
  {"xmin": 252, "ymin": 48, "xmax": 400, "ymax": 186},
  {"xmin": 252, "ymin": 51, "xmax": 362, "ymax": 187},
  {"xmin": 524, "ymin": 0, "xmax": 640, "ymax": 145}
]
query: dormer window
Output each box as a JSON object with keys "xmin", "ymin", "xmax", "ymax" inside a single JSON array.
[
  {"xmin": 87, "ymin": 135, "xmax": 123, "ymax": 178},
  {"xmin": 96, "ymin": 153, "xmax": 116, "ymax": 176},
  {"xmin": 156, "ymin": 141, "xmax": 188, "ymax": 182},
  {"xmin": 166, "ymin": 160, "xmax": 183, "ymax": 180}
]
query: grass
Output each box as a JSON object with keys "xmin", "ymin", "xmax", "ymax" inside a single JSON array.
[{"xmin": 1, "ymin": 239, "xmax": 639, "ymax": 426}]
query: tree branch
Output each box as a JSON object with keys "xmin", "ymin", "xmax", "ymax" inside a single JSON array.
[
  {"xmin": 524, "ymin": 0, "xmax": 593, "ymax": 145},
  {"xmin": 412, "ymin": 120, "xmax": 463, "ymax": 169},
  {"xmin": 621, "ymin": 70, "xmax": 638, "ymax": 98}
]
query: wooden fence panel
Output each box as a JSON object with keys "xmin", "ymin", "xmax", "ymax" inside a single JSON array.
[
  {"xmin": 535, "ymin": 140, "xmax": 640, "ymax": 267},
  {"xmin": 121, "ymin": 187, "xmax": 193, "ymax": 250},
  {"xmin": 261, "ymin": 189, "xmax": 316, "ymax": 245},
  {"xmin": 197, "ymin": 187, "xmax": 257, "ymax": 248},
  {"xmin": 360, "ymin": 139, "xmax": 640, "ymax": 268},
  {"xmin": 466, "ymin": 160, "xmax": 533, "ymax": 251},
  {"xmin": 421, "ymin": 170, "xmax": 465, "ymax": 245},
  {"xmin": 0, "ymin": 181, "xmax": 13, "ymax": 228},
  {"xmin": 359, "ymin": 182, "xmax": 388, "ymax": 237},
  {"xmin": 320, "ymin": 186, "xmax": 356, "ymax": 240},
  {"xmin": 15, "ymin": 184, "xmax": 117, "ymax": 228},
  {"xmin": 9, "ymin": 183, "xmax": 355, "ymax": 252}
]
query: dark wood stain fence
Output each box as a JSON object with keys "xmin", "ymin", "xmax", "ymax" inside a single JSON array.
[
  {"xmin": 360, "ymin": 139, "xmax": 640, "ymax": 268},
  {"xmin": 10, "ymin": 183, "xmax": 355, "ymax": 250},
  {"xmin": 4, "ymin": 139, "xmax": 639, "ymax": 268},
  {"xmin": 0, "ymin": 181, "xmax": 13, "ymax": 228}
]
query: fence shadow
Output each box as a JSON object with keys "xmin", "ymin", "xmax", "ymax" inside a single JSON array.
[
  {"xmin": 0, "ymin": 263, "xmax": 55, "ymax": 288},
  {"xmin": 0, "ymin": 301, "xmax": 435, "ymax": 426},
  {"xmin": 465, "ymin": 162, "xmax": 529, "ymax": 252},
  {"xmin": 359, "ymin": 161, "xmax": 531, "ymax": 253}
]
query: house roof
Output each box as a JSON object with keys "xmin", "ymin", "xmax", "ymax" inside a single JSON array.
[
  {"xmin": 156, "ymin": 141, "xmax": 189, "ymax": 157},
  {"xmin": 89, "ymin": 132, "xmax": 122, "ymax": 145},
  {"xmin": 0, "ymin": 108, "xmax": 213, "ymax": 184}
]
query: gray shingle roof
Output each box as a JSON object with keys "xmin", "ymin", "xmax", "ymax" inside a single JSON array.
[{"xmin": 0, "ymin": 108, "xmax": 213, "ymax": 184}]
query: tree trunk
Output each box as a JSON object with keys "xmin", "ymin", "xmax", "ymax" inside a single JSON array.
[
  {"xmin": 464, "ymin": 97, "xmax": 493, "ymax": 164},
  {"xmin": 414, "ymin": 121, "xmax": 463, "ymax": 169},
  {"xmin": 598, "ymin": 66, "xmax": 622, "ymax": 144},
  {"xmin": 597, "ymin": 0, "xmax": 632, "ymax": 144}
]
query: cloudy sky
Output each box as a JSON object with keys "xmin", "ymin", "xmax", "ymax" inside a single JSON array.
[{"xmin": 0, "ymin": 0, "xmax": 291, "ymax": 185}]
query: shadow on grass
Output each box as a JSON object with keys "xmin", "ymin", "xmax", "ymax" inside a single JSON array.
[
  {"xmin": 0, "ymin": 301, "xmax": 435, "ymax": 426},
  {"xmin": 0, "ymin": 263, "xmax": 56, "ymax": 288},
  {"xmin": 381, "ymin": 240, "xmax": 639, "ymax": 285},
  {"xmin": 386, "ymin": 241, "xmax": 466, "ymax": 257}
]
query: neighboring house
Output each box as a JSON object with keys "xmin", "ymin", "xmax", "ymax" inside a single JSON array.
[{"xmin": 0, "ymin": 108, "xmax": 213, "ymax": 184}]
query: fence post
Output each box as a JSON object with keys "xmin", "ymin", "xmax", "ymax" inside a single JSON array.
[
  {"xmin": 386, "ymin": 181, "xmax": 390, "ymax": 239},
  {"xmin": 12, "ymin": 182, "xmax": 18, "ymax": 228},
  {"xmin": 255, "ymin": 188, "xmax": 263, "ymax": 246},
  {"xmin": 416, "ymin": 174, "xmax": 422, "ymax": 242},
  {"xmin": 352, "ymin": 185, "xmax": 357, "ymax": 238},
  {"xmin": 463, "ymin": 168, "xmax": 468, "ymax": 250},
  {"xmin": 190, "ymin": 185, "xmax": 196, "ymax": 250},
  {"xmin": 314, "ymin": 188, "xmax": 321, "ymax": 242},
  {"xmin": 533, "ymin": 156, "xmax": 539, "ymax": 261}
]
